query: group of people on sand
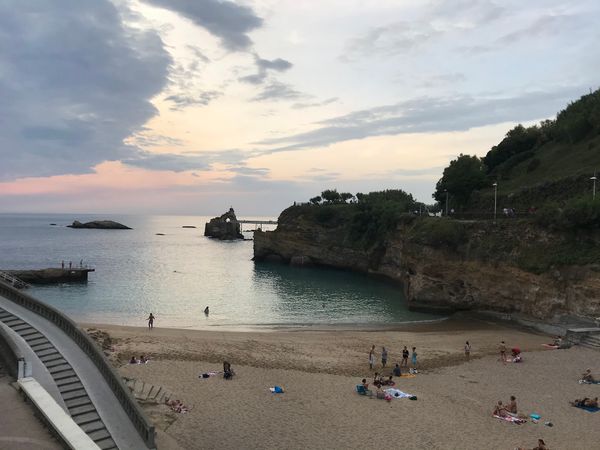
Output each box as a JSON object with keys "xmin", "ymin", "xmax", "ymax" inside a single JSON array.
[
  {"xmin": 570, "ymin": 397, "xmax": 598, "ymax": 408},
  {"xmin": 360, "ymin": 374, "xmax": 396, "ymax": 399},
  {"xmin": 492, "ymin": 395, "xmax": 519, "ymax": 418},
  {"xmin": 129, "ymin": 355, "xmax": 149, "ymax": 364},
  {"xmin": 369, "ymin": 344, "xmax": 418, "ymax": 373},
  {"xmin": 498, "ymin": 340, "xmax": 522, "ymax": 364}
]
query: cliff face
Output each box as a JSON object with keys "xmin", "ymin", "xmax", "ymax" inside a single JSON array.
[{"xmin": 254, "ymin": 207, "xmax": 600, "ymax": 320}]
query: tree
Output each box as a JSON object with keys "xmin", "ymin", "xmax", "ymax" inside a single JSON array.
[
  {"xmin": 321, "ymin": 189, "xmax": 341, "ymax": 203},
  {"xmin": 340, "ymin": 192, "xmax": 353, "ymax": 203},
  {"xmin": 433, "ymin": 154, "xmax": 487, "ymax": 209},
  {"xmin": 309, "ymin": 195, "xmax": 322, "ymax": 205}
]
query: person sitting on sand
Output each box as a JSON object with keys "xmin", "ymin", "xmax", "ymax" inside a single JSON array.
[
  {"xmin": 223, "ymin": 361, "xmax": 235, "ymax": 380},
  {"xmin": 381, "ymin": 375, "xmax": 394, "ymax": 386},
  {"xmin": 140, "ymin": 355, "xmax": 148, "ymax": 364},
  {"xmin": 570, "ymin": 397, "xmax": 590, "ymax": 407},
  {"xmin": 493, "ymin": 400, "xmax": 507, "ymax": 417},
  {"xmin": 372, "ymin": 372, "xmax": 382, "ymax": 388},
  {"xmin": 393, "ymin": 363, "xmax": 401, "ymax": 377},
  {"xmin": 517, "ymin": 438, "xmax": 548, "ymax": 450},
  {"xmin": 361, "ymin": 378, "xmax": 370, "ymax": 390},
  {"xmin": 587, "ymin": 397, "xmax": 599, "ymax": 408},
  {"xmin": 507, "ymin": 395, "xmax": 518, "ymax": 415},
  {"xmin": 553, "ymin": 336, "xmax": 562, "ymax": 347},
  {"xmin": 582, "ymin": 369, "xmax": 596, "ymax": 383},
  {"xmin": 129, "ymin": 356, "xmax": 138, "ymax": 364},
  {"xmin": 375, "ymin": 386, "xmax": 386, "ymax": 399}
]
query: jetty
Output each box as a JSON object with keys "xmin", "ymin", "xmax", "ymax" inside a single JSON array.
[{"xmin": 1, "ymin": 268, "xmax": 95, "ymax": 285}]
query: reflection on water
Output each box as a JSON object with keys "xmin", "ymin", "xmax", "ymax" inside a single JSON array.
[{"xmin": 0, "ymin": 214, "xmax": 441, "ymax": 329}]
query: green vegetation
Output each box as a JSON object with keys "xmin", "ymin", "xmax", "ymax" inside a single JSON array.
[
  {"xmin": 409, "ymin": 219, "xmax": 466, "ymax": 249},
  {"xmin": 435, "ymin": 88, "xmax": 600, "ymax": 213},
  {"xmin": 534, "ymin": 197, "xmax": 600, "ymax": 230}
]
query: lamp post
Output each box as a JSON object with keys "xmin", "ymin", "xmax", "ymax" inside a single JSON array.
[
  {"xmin": 493, "ymin": 182, "xmax": 498, "ymax": 223},
  {"xmin": 444, "ymin": 189, "xmax": 449, "ymax": 216},
  {"xmin": 591, "ymin": 174, "xmax": 597, "ymax": 201}
]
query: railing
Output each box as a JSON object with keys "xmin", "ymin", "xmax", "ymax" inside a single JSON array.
[
  {"xmin": 0, "ymin": 280, "xmax": 156, "ymax": 449},
  {"xmin": 0, "ymin": 270, "xmax": 30, "ymax": 289}
]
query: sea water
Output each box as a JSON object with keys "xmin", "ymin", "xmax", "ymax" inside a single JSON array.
[{"xmin": 0, "ymin": 214, "xmax": 441, "ymax": 329}]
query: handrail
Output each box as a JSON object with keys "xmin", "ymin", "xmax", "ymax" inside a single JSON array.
[
  {"xmin": 0, "ymin": 280, "xmax": 156, "ymax": 449},
  {"xmin": 0, "ymin": 270, "xmax": 30, "ymax": 289}
]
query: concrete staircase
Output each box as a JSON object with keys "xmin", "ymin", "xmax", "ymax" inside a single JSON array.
[
  {"xmin": 579, "ymin": 333, "xmax": 600, "ymax": 349},
  {"xmin": 0, "ymin": 307, "xmax": 118, "ymax": 450}
]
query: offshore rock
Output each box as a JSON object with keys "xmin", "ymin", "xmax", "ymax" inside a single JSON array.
[
  {"xmin": 254, "ymin": 206, "xmax": 600, "ymax": 321},
  {"xmin": 68, "ymin": 220, "xmax": 131, "ymax": 230},
  {"xmin": 204, "ymin": 208, "xmax": 243, "ymax": 240}
]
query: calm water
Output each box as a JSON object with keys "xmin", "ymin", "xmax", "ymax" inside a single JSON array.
[{"xmin": 0, "ymin": 214, "xmax": 440, "ymax": 329}]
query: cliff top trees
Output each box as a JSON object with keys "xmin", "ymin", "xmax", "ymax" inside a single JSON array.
[{"xmin": 434, "ymin": 154, "xmax": 487, "ymax": 210}]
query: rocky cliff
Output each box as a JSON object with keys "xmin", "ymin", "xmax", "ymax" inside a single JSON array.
[
  {"xmin": 204, "ymin": 208, "xmax": 243, "ymax": 240},
  {"xmin": 254, "ymin": 206, "xmax": 600, "ymax": 320}
]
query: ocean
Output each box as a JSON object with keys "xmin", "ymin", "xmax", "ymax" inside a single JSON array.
[{"xmin": 0, "ymin": 213, "xmax": 441, "ymax": 329}]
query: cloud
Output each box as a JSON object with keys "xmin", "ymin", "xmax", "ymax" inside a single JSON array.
[
  {"xmin": 252, "ymin": 81, "xmax": 307, "ymax": 102},
  {"xmin": 140, "ymin": 0, "xmax": 263, "ymax": 51},
  {"xmin": 292, "ymin": 97, "xmax": 339, "ymax": 109},
  {"xmin": 239, "ymin": 55, "xmax": 293, "ymax": 85},
  {"xmin": 255, "ymin": 86, "xmax": 586, "ymax": 152},
  {"xmin": 0, "ymin": 0, "xmax": 172, "ymax": 181},
  {"xmin": 164, "ymin": 91, "xmax": 222, "ymax": 110},
  {"xmin": 122, "ymin": 151, "xmax": 209, "ymax": 171}
]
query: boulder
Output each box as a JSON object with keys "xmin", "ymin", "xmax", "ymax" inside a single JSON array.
[{"xmin": 68, "ymin": 220, "xmax": 131, "ymax": 230}]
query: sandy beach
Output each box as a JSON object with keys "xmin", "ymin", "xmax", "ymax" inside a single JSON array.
[{"xmin": 85, "ymin": 317, "xmax": 600, "ymax": 450}]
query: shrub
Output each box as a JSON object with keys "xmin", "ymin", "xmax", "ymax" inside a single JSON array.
[
  {"xmin": 411, "ymin": 219, "xmax": 467, "ymax": 248},
  {"xmin": 526, "ymin": 158, "xmax": 541, "ymax": 173}
]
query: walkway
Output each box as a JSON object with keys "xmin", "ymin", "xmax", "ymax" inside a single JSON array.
[{"xmin": 0, "ymin": 296, "xmax": 148, "ymax": 450}]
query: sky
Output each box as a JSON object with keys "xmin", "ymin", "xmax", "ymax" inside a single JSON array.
[{"xmin": 0, "ymin": 0, "xmax": 599, "ymax": 216}]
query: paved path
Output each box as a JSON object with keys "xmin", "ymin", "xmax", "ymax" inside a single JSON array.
[
  {"xmin": 0, "ymin": 372, "xmax": 63, "ymax": 450},
  {"xmin": 0, "ymin": 295, "xmax": 148, "ymax": 450}
]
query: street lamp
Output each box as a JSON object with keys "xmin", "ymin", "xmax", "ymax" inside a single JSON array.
[
  {"xmin": 444, "ymin": 189, "xmax": 449, "ymax": 216},
  {"xmin": 591, "ymin": 174, "xmax": 597, "ymax": 201},
  {"xmin": 493, "ymin": 182, "xmax": 498, "ymax": 223}
]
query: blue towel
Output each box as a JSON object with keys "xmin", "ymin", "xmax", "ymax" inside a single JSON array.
[{"xmin": 575, "ymin": 405, "xmax": 600, "ymax": 412}]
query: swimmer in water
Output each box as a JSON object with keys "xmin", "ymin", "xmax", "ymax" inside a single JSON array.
[{"xmin": 204, "ymin": 306, "xmax": 209, "ymax": 315}]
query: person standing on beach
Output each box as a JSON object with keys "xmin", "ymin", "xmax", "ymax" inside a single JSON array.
[
  {"xmin": 499, "ymin": 341, "xmax": 507, "ymax": 364},
  {"xmin": 369, "ymin": 345, "xmax": 376, "ymax": 370},
  {"xmin": 401, "ymin": 346, "xmax": 409, "ymax": 367},
  {"xmin": 61, "ymin": 260, "xmax": 64, "ymax": 269},
  {"xmin": 464, "ymin": 341, "xmax": 471, "ymax": 360},
  {"xmin": 147, "ymin": 313, "xmax": 155, "ymax": 330},
  {"xmin": 381, "ymin": 347, "xmax": 388, "ymax": 368},
  {"xmin": 411, "ymin": 347, "xmax": 417, "ymax": 373}
]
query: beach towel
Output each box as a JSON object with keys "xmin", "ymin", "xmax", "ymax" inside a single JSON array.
[
  {"xmin": 578, "ymin": 379, "xmax": 600, "ymax": 385},
  {"xmin": 574, "ymin": 404, "xmax": 600, "ymax": 413},
  {"xmin": 493, "ymin": 414, "xmax": 525, "ymax": 424},
  {"xmin": 399, "ymin": 374, "xmax": 416, "ymax": 379},
  {"xmin": 199, "ymin": 371, "xmax": 220, "ymax": 379},
  {"xmin": 542, "ymin": 344, "xmax": 559, "ymax": 349},
  {"xmin": 384, "ymin": 388, "xmax": 413, "ymax": 399},
  {"xmin": 270, "ymin": 386, "xmax": 284, "ymax": 394}
]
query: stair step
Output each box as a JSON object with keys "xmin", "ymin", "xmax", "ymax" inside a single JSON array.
[
  {"xmin": 11, "ymin": 324, "xmax": 33, "ymax": 332},
  {"xmin": 24, "ymin": 332, "xmax": 46, "ymax": 342},
  {"xmin": 49, "ymin": 364, "xmax": 73, "ymax": 374},
  {"xmin": 0, "ymin": 311, "xmax": 13, "ymax": 319},
  {"xmin": 89, "ymin": 428, "xmax": 111, "ymax": 442},
  {"xmin": 53, "ymin": 370, "xmax": 76, "ymax": 380},
  {"xmin": 5, "ymin": 319, "xmax": 25, "ymax": 326},
  {"xmin": 95, "ymin": 437, "xmax": 117, "ymax": 450},
  {"xmin": 80, "ymin": 420, "xmax": 106, "ymax": 434},
  {"xmin": 40, "ymin": 352, "xmax": 63, "ymax": 363},
  {"xmin": 72, "ymin": 411, "xmax": 101, "ymax": 426},
  {"xmin": 69, "ymin": 403, "xmax": 96, "ymax": 416},
  {"xmin": 65, "ymin": 396, "xmax": 92, "ymax": 408},
  {"xmin": 27, "ymin": 337, "xmax": 50, "ymax": 347},
  {"xmin": 62, "ymin": 389, "xmax": 88, "ymax": 401},
  {"xmin": 37, "ymin": 348, "xmax": 60, "ymax": 358},
  {"xmin": 19, "ymin": 329, "xmax": 41, "ymax": 338},
  {"xmin": 56, "ymin": 376, "xmax": 80, "ymax": 386},
  {"xmin": 58, "ymin": 382, "xmax": 84, "ymax": 394},
  {"xmin": 46, "ymin": 358, "xmax": 69, "ymax": 369}
]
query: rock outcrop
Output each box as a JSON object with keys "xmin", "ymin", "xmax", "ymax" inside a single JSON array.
[
  {"xmin": 254, "ymin": 206, "xmax": 600, "ymax": 321},
  {"xmin": 204, "ymin": 208, "xmax": 243, "ymax": 240},
  {"xmin": 68, "ymin": 220, "xmax": 131, "ymax": 230}
]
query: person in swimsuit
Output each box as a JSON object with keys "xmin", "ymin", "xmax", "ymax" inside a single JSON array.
[
  {"xmin": 401, "ymin": 346, "xmax": 409, "ymax": 367},
  {"xmin": 147, "ymin": 313, "xmax": 155, "ymax": 330},
  {"xmin": 369, "ymin": 345, "xmax": 375, "ymax": 370},
  {"xmin": 517, "ymin": 438, "xmax": 548, "ymax": 450},
  {"xmin": 499, "ymin": 341, "xmax": 506, "ymax": 364},
  {"xmin": 464, "ymin": 341, "xmax": 471, "ymax": 360},
  {"xmin": 411, "ymin": 347, "xmax": 417, "ymax": 372},
  {"xmin": 507, "ymin": 395, "xmax": 517, "ymax": 415},
  {"xmin": 492, "ymin": 400, "xmax": 507, "ymax": 417},
  {"xmin": 381, "ymin": 346, "xmax": 388, "ymax": 368},
  {"xmin": 582, "ymin": 369, "xmax": 596, "ymax": 383}
]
